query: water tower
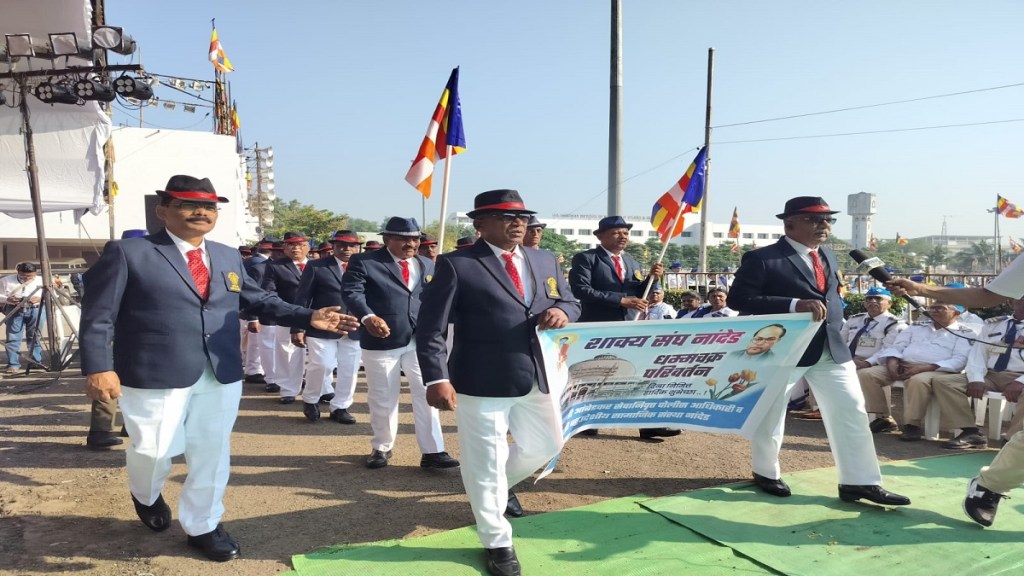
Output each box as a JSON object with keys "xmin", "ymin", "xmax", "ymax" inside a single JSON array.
[{"xmin": 847, "ymin": 192, "xmax": 877, "ymax": 250}]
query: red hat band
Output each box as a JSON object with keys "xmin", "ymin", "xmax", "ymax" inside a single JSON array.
[
  {"xmin": 474, "ymin": 201, "xmax": 527, "ymax": 212},
  {"xmin": 797, "ymin": 205, "xmax": 833, "ymax": 213},
  {"xmin": 167, "ymin": 190, "xmax": 222, "ymax": 202},
  {"xmin": 332, "ymin": 235, "xmax": 360, "ymax": 243}
]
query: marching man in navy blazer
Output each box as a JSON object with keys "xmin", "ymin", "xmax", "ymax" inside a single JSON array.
[
  {"xmin": 292, "ymin": 230, "xmax": 363, "ymax": 424},
  {"xmin": 569, "ymin": 215, "xmax": 676, "ymax": 440},
  {"xmin": 728, "ymin": 196, "xmax": 910, "ymax": 507},
  {"xmin": 261, "ymin": 231, "xmax": 311, "ymax": 403},
  {"xmin": 80, "ymin": 175, "xmax": 358, "ymax": 561},
  {"xmin": 342, "ymin": 217, "xmax": 457, "ymax": 470},
  {"xmin": 417, "ymin": 190, "xmax": 581, "ymax": 576}
]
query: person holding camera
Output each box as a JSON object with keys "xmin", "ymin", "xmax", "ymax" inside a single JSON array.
[{"xmin": 1, "ymin": 262, "xmax": 45, "ymax": 373}]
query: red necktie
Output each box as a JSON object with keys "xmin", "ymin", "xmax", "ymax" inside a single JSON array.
[
  {"xmin": 612, "ymin": 255, "xmax": 624, "ymax": 282},
  {"xmin": 297, "ymin": 262, "xmax": 306, "ymax": 272},
  {"xmin": 399, "ymin": 260, "xmax": 410, "ymax": 287},
  {"xmin": 186, "ymin": 248, "xmax": 210, "ymax": 300},
  {"xmin": 501, "ymin": 253, "xmax": 525, "ymax": 297},
  {"xmin": 809, "ymin": 250, "xmax": 826, "ymax": 292}
]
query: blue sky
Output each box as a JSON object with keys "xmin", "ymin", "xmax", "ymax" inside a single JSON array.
[{"xmin": 108, "ymin": 1, "xmax": 1023, "ymax": 240}]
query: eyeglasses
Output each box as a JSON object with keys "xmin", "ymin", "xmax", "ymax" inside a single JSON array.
[
  {"xmin": 487, "ymin": 213, "xmax": 530, "ymax": 223},
  {"xmin": 864, "ymin": 296, "xmax": 886, "ymax": 302},
  {"xmin": 793, "ymin": 216, "xmax": 836, "ymax": 225},
  {"xmin": 926, "ymin": 305, "xmax": 953, "ymax": 311},
  {"xmin": 751, "ymin": 336, "xmax": 780, "ymax": 343},
  {"xmin": 172, "ymin": 201, "xmax": 220, "ymax": 213}
]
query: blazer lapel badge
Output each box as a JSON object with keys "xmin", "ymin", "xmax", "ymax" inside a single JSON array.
[
  {"xmin": 224, "ymin": 271, "xmax": 242, "ymax": 292},
  {"xmin": 633, "ymin": 269, "xmax": 644, "ymax": 281},
  {"xmin": 546, "ymin": 277, "xmax": 559, "ymax": 298}
]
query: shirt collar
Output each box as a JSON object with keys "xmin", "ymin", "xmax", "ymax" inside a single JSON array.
[
  {"xmin": 165, "ymin": 228, "xmax": 206, "ymax": 255},
  {"xmin": 485, "ymin": 241, "xmax": 521, "ymax": 259},
  {"xmin": 782, "ymin": 235, "xmax": 817, "ymax": 255},
  {"xmin": 600, "ymin": 246, "xmax": 623, "ymax": 258}
]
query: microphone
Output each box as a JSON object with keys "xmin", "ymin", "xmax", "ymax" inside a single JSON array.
[{"xmin": 848, "ymin": 249, "xmax": 925, "ymax": 313}]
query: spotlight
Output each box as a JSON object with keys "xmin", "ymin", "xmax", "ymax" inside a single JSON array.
[
  {"xmin": 48, "ymin": 32, "xmax": 80, "ymax": 57},
  {"xmin": 73, "ymin": 78, "xmax": 115, "ymax": 102},
  {"xmin": 91, "ymin": 26, "xmax": 136, "ymax": 55},
  {"xmin": 34, "ymin": 81, "xmax": 79, "ymax": 105},
  {"xmin": 114, "ymin": 74, "xmax": 153, "ymax": 100},
  {"xmin": 4, "ymin": 34, "xmax": 34, "ymax": 58}
]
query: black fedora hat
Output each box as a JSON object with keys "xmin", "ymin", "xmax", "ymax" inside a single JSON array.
[
  {"xmin": 466, "ymin": 189, "xmax": 536, "ymax": 219},
  {"xmin": 419, "ymin": 234, "xmax": 438, "ymax": 246},
  {"xmin": 776, "ymin": 196, "xmax": 840, "ymax": 219},
  {"xmin": 155, "ymin": 175, "xmax": 229, "ymax": 203},
  {"xmin": 331, "ymin": 229, "xmax": 362, "ymax": 244},
  {"xmin": 456, "ymin": 236, "xmax": 476, "ymax": 249},
  {"xmin": 282, "ymin": 231, "xmax": 308, "ymax": 244},
  {"xmin": 594, "ymin": 215, "xmax": 633, "ymax": 234},
  {"xmin": 526, "ymin": 215, "xmax": 547, "ymax": 229},
  {"xmin": 364, "ymin": 240, "xmax": 382, "ymax": 250}
]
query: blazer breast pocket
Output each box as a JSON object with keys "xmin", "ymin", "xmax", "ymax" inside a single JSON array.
[{"xmin": 223, "ymin": 271, "xmax": 243, "ymax": 292}]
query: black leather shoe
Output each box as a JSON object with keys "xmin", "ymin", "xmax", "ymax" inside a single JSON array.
[
  {"xmin": 899, "ymin": 424, "xmax": 923, "ymax": 441},
  {"xmin": 868, "ymin": 417, "xmax": 897, "ymax": 434},
  {"xmin": 186, "ymin": 524, "xmax": 240, "ymax": 562},
  {"xmin": 420, "ymin": 451, "xmax": 460, "ymax": 469},
  {"xmin": 280, "ymin": 396, "xmax": 296, "ymax": 405},
  {"xmin": 265, "ymin": 383, "xmax": 281, "ymax": 393},
  {"xmin": 580, "ymin": 429, "xmax": 599, "ymax": 436},
  {"xmin": 329, "ymin": 408, "xmax": 356, "ymax": 424},
  {"xmin": 86, "ymin": 431, "xmax": 124, "ymax": 449},
  {"xmin": 505, "ymin": 490, "xmax": 525, "ymax": 517},
  {"xmin": 838, "ymin": 484, "xmax": 911, "ymax": 506},
  {"xmin": 132, "ymin": 493, "xmax": 171, "ymax": 532},
  {"xmin": 366, "ymin": 449, "xmax": 392, "ymax": 469},
  {"xmin": 485, "ymin": 546, "xmax": 521, "ymax": 576},
  {"xmin": 639, "ymin": 428, "xmax": 682, "ymax": 439},
  {"xmin": 752, "ymin": 473, "xmax": 791, "ymax": 497},
  {"xmin": 318, "ymin": 393, "xmax": 335, "ymax": 404},
  {"xmin": 302, "ymin": 402, "xmax": 320, "ymax": 422},
  {"xmin": 243, "ymin": 373, "xmax": 265, "ymax": 384},
  {"xmin": 943, "ymin": 430, "xmax": 987, "ymax": 450}
]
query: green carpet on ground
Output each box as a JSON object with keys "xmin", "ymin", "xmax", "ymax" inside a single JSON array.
[
  {"xmin": 289, "ymin": 496, "xmax": 772, "ymax": 576},
  {"xmin": 289, "ymin": 452, "xmax": 1024, "ymax": 576},
  {"xmin": 643, "ymin": 451, "xmax": 1023, "ymax": 576}
]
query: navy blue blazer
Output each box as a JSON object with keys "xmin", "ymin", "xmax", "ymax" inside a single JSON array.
[
  {"xmin": 569, "ymin": 248, "xmax": 648, "ymax": 322},
  {"xmin": 261, "ymin": 258, "xmax": 305, "ymax": 305},
  {"xmin": 416, "ymin": 240, "xmax": 581, "ymax": 397},
  {"xmin": 292, "ymin": 257, "xmax": 358, "ymax": 341},
  {"xmin": 341, "ymin": 249, "xmax": 433, "ymax": 351},
  {"xmin": 79, "ymin": 230, "xmax": 314, "ymax": 389},
  {"xmin": 727, "ymin": 237, "xmax": 850, "ymax": 367}
]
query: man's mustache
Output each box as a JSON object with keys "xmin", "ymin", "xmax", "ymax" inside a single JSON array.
[{"xmin": 187, "ymin": 217, "xmax": 212, "ymax": 224}]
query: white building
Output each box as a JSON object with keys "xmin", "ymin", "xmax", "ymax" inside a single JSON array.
[
  {"xmin": 0, "ymin": 127, "xmax": 258, "ymax": 269},
  {"xmin": 450, "ymin": 212, "xmax": 784, "ymax": 250}
]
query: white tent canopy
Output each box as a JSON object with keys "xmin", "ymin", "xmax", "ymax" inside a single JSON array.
[{"xmin": 0, "ymin": 0, "xmax": 110, "ymax": 218}]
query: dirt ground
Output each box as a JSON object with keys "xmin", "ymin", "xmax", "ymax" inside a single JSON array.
[{"xmin": 0, "ymin": 368, "xmax": 963, "ymax": 576}]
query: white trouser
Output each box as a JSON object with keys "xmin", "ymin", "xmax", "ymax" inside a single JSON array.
[
  {"xmin": 258, "ymin": 323, "xmax": 277, "ymax": 384},
  {"xmin": 274, "ymin": 325, "xmax": 305, "ymax": 397},
  {"xmin": 752, "ymin": 349, "xmax": 882, "ymax": 486},
  {"xmin": 302, "ymin": 336, "xmax": 360, "ymax": 411},
  {"xmin": 118, "ymin": 363, "xmax": 242, "ymax": 536},
  {"xmin": 362, "ymin": 341, "xmax": 443, "ymax": 453},
  {"xmin": 456, "ymin": 385, "xmax": 564, "ymax": 548},
  {"xmin": 243, "ymin": 321, "xmax": 263, "ymax": 376}
]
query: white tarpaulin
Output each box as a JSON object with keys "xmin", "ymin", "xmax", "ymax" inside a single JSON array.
[{"xmin": 0, "ymin": 0, "xmax": 110, "ymax": 217}]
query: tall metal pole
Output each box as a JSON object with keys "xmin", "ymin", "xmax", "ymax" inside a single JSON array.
[
  {"xmin": 254, "ymin": 143, "xmax": 264, "ymax": 233},
  {"xmin": 17, "ymin": 78, "xmax": 60, "ymax": 370},
  {"xmin": 698, "ymin": 48, "xmax": 714, "ymax": 274},
  {"xmin": 994, "ymin": 207, "xmax": 1001, "ymax": 273},
  {"xmin": 607, "ymin": 0, "xmax": 623, "ymax": 216}
]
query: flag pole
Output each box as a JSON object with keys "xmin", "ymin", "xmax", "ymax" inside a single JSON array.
[
  {"xmin": 437, "ymin": 146, "xmax": 454, "ymax": 249},
  {"xmin": 635, "ymin": 199, "xmax": 690, "ymax": 316},
  {"xmin": 697, "ymin": 47, "xmax": 714, "ymax": 281}
]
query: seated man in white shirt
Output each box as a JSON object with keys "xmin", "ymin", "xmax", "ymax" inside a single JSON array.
[
  {"xmin": 641, "ymin": 284, "xmax": 676, "ymax": 320},
  {"xmin": 931, "ymin": 298, "xmax": 1024, "ymax": 449},
  {"xmin": 840, "ymin": 287, "xmax": 907, "ymax": 432},
  {"xmin": 858, "ymin": 299, "xmax": 976, "ymax": 441},
  {"xmin": 677, "ymin": 287, "xmax": 737, "ymax": 319}
]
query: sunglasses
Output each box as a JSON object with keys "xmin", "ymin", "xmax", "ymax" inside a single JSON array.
[
  {"xmin": 486, "ymin": 213, "xmax": 530, "ymax": 223},
  {"xmin": 172, "ymin": 201, "xmax": 220, "ymax": 213}
]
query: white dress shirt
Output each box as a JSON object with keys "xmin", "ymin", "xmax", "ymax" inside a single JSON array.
[{"xmin": 878, "ymin": 321, "xmax": 976, "ymax": 372}]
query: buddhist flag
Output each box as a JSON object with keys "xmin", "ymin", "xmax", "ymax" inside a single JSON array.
[
  {"xmin": 727, "ymin": 207, "xmax": 740, "ymax": 239},
  {"xmin": 209, "ymin": 26, "xmax": 234, "ymax": 73},
  {"xmin": 896, "ymin": 233, "xmax": 909, "ymax": 246},
  {"xmin": 997, "ymin": 195, "xmax": 1024, "ymax": 218},
  {"xmin": 230, "ymin": 101, "xmax": 241, "ymax": 132},
  {"xmin": 651, "ymin": 147, "xmax": 708, "ymax": 242},
  {"xmin": 405, "ymin": 67, "xmax": 467, "ymax": 198}
]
